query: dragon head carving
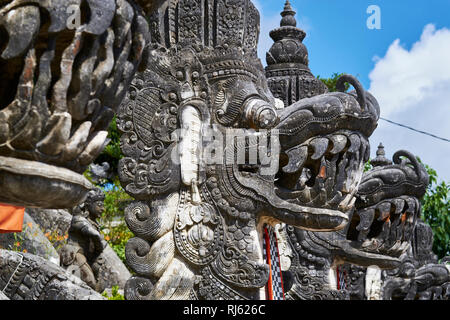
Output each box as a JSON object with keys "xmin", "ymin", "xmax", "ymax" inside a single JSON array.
[
  {"xmin": 280, "ymin": 145, "xmax": 430, "ymax": 300},
  {"xmin": 345, "ymin": 148, "xmax": 429, "ymax": 265},
  {"xmin": 118, "ymin": 0, "xmax": 384, "ymax": 300}
]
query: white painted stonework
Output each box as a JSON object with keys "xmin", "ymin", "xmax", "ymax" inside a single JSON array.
[{"xmin": 365, "ymin": 265, "xmax": 382, "ymax": 300}]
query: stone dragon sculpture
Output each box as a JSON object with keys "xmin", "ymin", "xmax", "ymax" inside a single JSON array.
[
  {"xmin": 262, "ymin": 2, "xmax": 448, "ymax": 301},
  {"xmin": 280, "ymin": 144, "xmax": 431, "ymax": 299},
  {"xmin": 119, "ymin": 0, "xmax": 380, "ymax": 300},
  {"xmin": 381, "ymin": 220, "xmax": 450, "ymax": 300}
]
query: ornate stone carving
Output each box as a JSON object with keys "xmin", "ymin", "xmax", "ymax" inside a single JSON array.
[
  {"xmin": 351, "ymin": 147, "xmax": 429, "ymax": 259},
  {"xmin": 0, "ymin": 0, "xmax": 150, "ymax": 208},
  {"xmin": 0, "ymin": 0, "xmax": 445, "ymax": 301},
  {"xmin": 265, "ymin": 1, "xmax": 328, "ymax": 107},
  {"xmin": 281, "ymin": 144, "xmax": 431, "ymax": 300},
  {"xmin": 119, "ymin": 0, "xmax": 381, "ymax": 300},
  {"xmin": 0, "ymin": 211, "xmax": 60, "ymax": 264},
  {"xmin": 59, "ymin": 188, "xmax": 131, "ymax": 292},
  {"xmin": 262, "ymin": 3, "xmax": 448, "ymax": 301},
  {"xmin": 381, "ymin": 220, "xmax": 450, "ymax": 300}
]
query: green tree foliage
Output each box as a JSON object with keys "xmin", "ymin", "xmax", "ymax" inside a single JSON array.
[
  {"xmin": 95, "ymin": 116, "xmax": 122, "ymax": 181},
  {"xmin": 364, "ymin": 159, "xmax": 373, "ymax": 172},
  {"xmin": 98, "ymin": 183, "xmax": 134, "ymax": 266},
  {"xmin": 317, "ymin": 72, "xmax": 351, "ymax": 92},
  {"xmin": 84, "ymin": 115, "xmax": 134, "ymax": 265},
  {"xmin": 419, "ymin": 162, "xmax": 450, "ymax": 259},
  {"xmin": 102, "ymin": 285, "xmax": 125, "ymax": 300}
]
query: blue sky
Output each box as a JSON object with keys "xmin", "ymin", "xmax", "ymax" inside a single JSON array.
[{"xmin": 255, "ymin": 0, "xmax": 450, "ymax": 182}]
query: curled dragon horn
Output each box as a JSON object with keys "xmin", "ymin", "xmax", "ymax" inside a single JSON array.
[
  {"xmin": 392, "ymin": 150, "xmax": 429, "ymax": 186},
  {"xmin": 336, "ymin": 74, "xmax": 366, "ymax": 109}
]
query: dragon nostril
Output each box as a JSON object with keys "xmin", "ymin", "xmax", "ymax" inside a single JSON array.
[
  {"xmin": 176, "ymin": 71, "xmax": 184, "ymax": 81},
  {"xmin": 244, "ymin": 98, "xmax": 279, "ymax": 129},
  {"xmin": 258, "ymin": 108, "xmax": 278, "ymax": 128}
]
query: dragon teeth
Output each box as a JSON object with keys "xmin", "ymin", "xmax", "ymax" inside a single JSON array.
[
  {"xmin": 329, "ymin": 134, "xmax": 347, "ymax": 155},
  {"xmin": 310, "ymin": 137, "xmax": 329, "ymax": 160},
  {"xmin": 282, "ymin": 145, "xmax": 308, "ymax": 174},
  {"xmin": 347, "ymin": 134, "xmax": 361, "ymax": 154}
]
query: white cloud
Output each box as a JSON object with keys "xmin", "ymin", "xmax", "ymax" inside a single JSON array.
[
  {"xmin": 369, "ymin": 24, "xmax": 450, "ymax": 117},
  {"xmin": 368, "ymin": 24, "xmax": 450, "ymax": 182}
]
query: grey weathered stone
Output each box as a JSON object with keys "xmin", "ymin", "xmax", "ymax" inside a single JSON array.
[
  {"xmin": 0, "ymin": 156, "xmax": 93, "ymax": 209},
  {"xmin": 381, "ymin": 220, "xmax": 450, "ymax": 300},
  {"xmin": 0, "ymin": 249, "xmax": 105, "ymax": 300},
  {"xmin": 26, "ymin": 208, "xmax": 72, "ymax": 248},
  {"xmin": 0, "ymin": 290, "xmax": 9, "ymax": 300},
  {"xmin": 60, "ymin": 188, "xmax": 130, "ymax": 292},
  {"xmin": 282, "ymin": 145, "xmax": 430, "ymax": 299},
  {"xmin": 0, "ymin": 212, "xmax": 60, "ymax": 265},
  {"xmin": 88, "ymin": 162, "xmax": 113, "ymax": 184},
  {"xmin": 96, "ymin": 245, "xmax": 132, "ymax": 290},
  {"xmin": 118, "ymin": 0, "xmax": 382, "ymax": 300},
  {"xmin": 0, "ymin": 0, "xmax": 446, "ymax": 301},
  {"xmin": 260, "ymin": 2, "xmax": 449, "ymax": 301},
  {"xmin": 266, "ymin": 0, "xmax": 328, "ymax": 106}
]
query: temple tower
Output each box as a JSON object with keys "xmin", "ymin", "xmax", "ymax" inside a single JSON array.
[
  {"xmin": 370, "ymin": 143, "xmax": 393, "ymax": 167},
  {"xmin": 266, "ymin": 0, "xmax": 327, "ymax": 106}
]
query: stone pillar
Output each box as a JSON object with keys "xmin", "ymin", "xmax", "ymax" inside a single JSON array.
[{"xmin": 365, "ymin": 265, "xmax": 382, "ymax": 300}]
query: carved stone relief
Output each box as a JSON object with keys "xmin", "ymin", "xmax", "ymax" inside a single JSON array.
[{"xmin": 119, "ymin": 0, "xmax": 384, "ymax": 300}]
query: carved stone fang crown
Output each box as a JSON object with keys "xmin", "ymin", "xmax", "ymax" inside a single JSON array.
[
  {"xmin": 0, "ymin": 0, "xmax": 150, "ymax": 208},
  {"xmin": 346, "ymin": 148, "xmax": 430, "ymax": 260}
]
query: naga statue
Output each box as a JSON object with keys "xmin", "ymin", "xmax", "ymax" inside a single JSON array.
[
  {"xmin": 280, "ymin": 143, "xmax": 430, "ymax": 299},
  {"xmin": 381, "ymin": 219, "xmax": 450, "ymax": 300},
  {"xmin": 119, "ymin": 0, "xmax": 380, "ymax": 300},
  {"xmin": 261, "ymin": 2, "xmax": 448, "ymax": 301}
]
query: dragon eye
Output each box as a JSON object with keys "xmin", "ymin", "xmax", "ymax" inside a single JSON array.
[
  {"xmin": 169, "ymin": 93, "xmax": 177, "ymax": 101},
  {"xmin": 176, "ymin": 71, "xmax": 184, "ymax": 81}
]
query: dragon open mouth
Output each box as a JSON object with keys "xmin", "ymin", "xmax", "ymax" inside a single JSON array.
[
  {"xmin": 334, "ymin": 148, "xmax": 429, "ymax": 266},
  {"xmin": 275, "ymin": 130, "xmax": 369, "ymax": 216},
  {"xmin": 346, "ymin": 195, "xmax": 419, "ymax": 258}
]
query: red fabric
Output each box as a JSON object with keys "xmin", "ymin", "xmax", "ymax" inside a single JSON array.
[
  {"xmin": 264, "ymin": 227, "xmax": 274, "ymax": 300},
  {"xmin": 0, "ymin": 203, "xmax": 25, "ymax": 233}
]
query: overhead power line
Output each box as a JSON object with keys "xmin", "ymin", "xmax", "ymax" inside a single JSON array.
[{"xmin": 380, "ymin": 117, "xmax": 450, "ymax": 143}]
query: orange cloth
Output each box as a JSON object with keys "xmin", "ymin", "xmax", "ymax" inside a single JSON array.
[{"xmin": 0, "ymin": 203, "xmax": 25, "ymax": 233}]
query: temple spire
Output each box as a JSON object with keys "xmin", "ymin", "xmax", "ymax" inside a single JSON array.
[
  {"xmin": 267, "ymin": 0, "xmax": 307, "ymax": 66},
  {"xmin": 371, "ymin": 143, "xmax": 393, "ymax": 167},
  {"xmin": 265, "ymin": 1, "xmax": 328, "ymax": 106},
  {"xmin": 281, "ymin": 0, "xmax": 297, "ymax": 27}
]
